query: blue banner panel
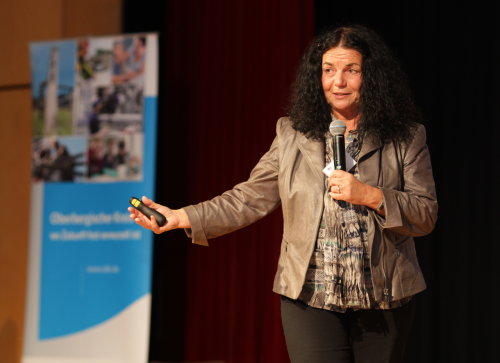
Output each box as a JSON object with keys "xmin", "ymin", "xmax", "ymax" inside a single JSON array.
[
  {"xmin": 24, "ymin": 34, "xmax": 158, "ymax": 363},
  {"xmin": 40, "ymin": 182, "xmax": 152, "ymax": 338}
]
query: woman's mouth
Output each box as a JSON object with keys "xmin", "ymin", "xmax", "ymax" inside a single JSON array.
[{"xmin": 333, "ymin": 92, "xmax": 350, "ymax": 99}]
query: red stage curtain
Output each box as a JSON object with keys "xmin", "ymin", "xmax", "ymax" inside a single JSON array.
[{"xmin": 162, "ymin": 1, "xmax": 313, "ymax": 362}]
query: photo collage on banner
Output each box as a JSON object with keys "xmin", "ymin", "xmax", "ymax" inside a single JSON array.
[
  {"xmin": 31, "ymin": 35, "xmax": 147, "ymax": 183},
  {"xmin": 24, "ymin": 33, "xmax": 157, "ymax": 363}
]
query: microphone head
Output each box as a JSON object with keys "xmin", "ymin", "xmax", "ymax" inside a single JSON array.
[{"xmin": 329, "ymin": 119, "xmax": 346, "ymax": 136}]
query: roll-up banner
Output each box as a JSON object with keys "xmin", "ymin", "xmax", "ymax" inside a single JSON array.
[{"xmin": 23, "ymin": 33, "xmax": 158, "ymax": 363}]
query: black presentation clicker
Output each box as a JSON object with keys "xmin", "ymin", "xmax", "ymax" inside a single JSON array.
[{"xmin": 129, "ymin": 197, "xmax": 167, "ymax": 227}]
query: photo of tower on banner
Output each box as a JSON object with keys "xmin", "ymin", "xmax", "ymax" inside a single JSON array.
[{"xmin": 23, "ymin": 33, "xmax": 158, "ymax": 363}]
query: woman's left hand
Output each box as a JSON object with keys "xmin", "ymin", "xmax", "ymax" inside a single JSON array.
[{"xmin": 328, "ymin": 170, "xmax": 383, "ymax": 209}]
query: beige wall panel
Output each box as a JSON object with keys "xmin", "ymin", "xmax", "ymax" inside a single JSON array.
[
  {"xmin": 0, "ymin": 88, "xmax": 32, "ymax": 363},
  {"xmin": 0, "ymin": 0, "xmax": 63, "ymax": 87},
  {"xmin": 63, "ymin": 0, "xmax": 123, "ymax": 38},
  {"xmin": 0, "ymin": 1, "xmax": 122, "ymax": 361}
]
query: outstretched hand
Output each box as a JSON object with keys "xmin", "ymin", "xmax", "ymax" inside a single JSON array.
[{"xmin": 128, "ymin": 196, "xmax": 188, "ymax": 234}]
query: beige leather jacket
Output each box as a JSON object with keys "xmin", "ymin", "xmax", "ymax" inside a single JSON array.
[{"xmin": 184, "ymin": 117, "xmax": 438, "ymax": 306}]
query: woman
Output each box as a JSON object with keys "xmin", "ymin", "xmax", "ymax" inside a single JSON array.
[{"xmin": 129, "ymin": 24, "xmax": 437, "ymax": 363}]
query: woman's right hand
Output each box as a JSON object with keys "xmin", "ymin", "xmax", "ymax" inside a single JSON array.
[{"xmin": 128, "ymin": 196, "xmax": 190, "ymax": 234}]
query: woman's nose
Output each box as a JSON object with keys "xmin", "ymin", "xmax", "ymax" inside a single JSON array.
[{"xmin": 333, "ymin": 72, "xmax": 346, "ymax": 87}]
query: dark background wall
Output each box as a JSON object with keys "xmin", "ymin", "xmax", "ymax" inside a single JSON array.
[{"xmin": 122, "ymin": 1, "xmax": 500, "ymax": 362}]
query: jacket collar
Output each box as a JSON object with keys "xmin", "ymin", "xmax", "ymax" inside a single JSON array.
[{"xmin": 296, "ymin": 131, "xmax": 383, "ymax": 176}]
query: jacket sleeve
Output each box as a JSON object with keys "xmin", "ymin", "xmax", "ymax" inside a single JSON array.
[
  {"xmin": 375, "ymin": 124, "xmax": 438, "ymax": 237},
  {"xmin": 184, "ymin": 124, "xmax": 282, "ymax": 246}
]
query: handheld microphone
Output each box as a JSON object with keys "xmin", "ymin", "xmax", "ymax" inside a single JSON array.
[
  {"xmin": 129, "ymin": 197, "xmax": 167, "ymax": 227},
  {"xmin": 329, "ymin": 119, "xmax": 346, "ymax": 171}
]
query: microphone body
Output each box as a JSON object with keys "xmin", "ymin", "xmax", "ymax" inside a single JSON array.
[
  {"xmin": 329, "ymin": 119, "xmax": 346, "ymax": 171},
  {"xmin": 332, "ymin": 134, "xmax": 346, "ymax": 171}
]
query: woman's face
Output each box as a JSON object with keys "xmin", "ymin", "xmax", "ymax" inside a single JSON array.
[{"xmin": 321, "ymin": 46, "xmax": 362, "ymax": 119}]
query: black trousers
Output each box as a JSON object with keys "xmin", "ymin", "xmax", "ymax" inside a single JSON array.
[{"xmin": 280, "ymin": 296, "xmax": 416, "ymax": 363}]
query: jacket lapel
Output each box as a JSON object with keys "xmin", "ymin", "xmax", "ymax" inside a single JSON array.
[
  {"xmin": 358, "ymin": 134, "xmax": 383, "ymax": 186},
  {"xmin": 296, "ymin": 132, "xmax": 325, "ymax": 180},
  {"xmin": 359, "ymin": 134, "xmax": 382, "ymax": 161}
]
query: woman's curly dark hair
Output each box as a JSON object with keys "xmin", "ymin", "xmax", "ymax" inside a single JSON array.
[{"xmin": 288, "ymin": 24, "xmax": 421, "ymax": 144}]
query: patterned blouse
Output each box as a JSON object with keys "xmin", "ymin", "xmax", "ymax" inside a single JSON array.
[{"xmin": 298, "ymin": 130, "xmax": 410, "ymax": 312}]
